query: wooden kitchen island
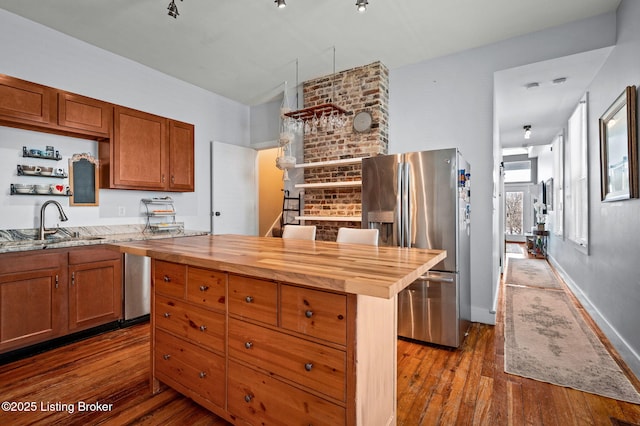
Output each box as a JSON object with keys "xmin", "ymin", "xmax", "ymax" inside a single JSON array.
[{"xmin": 112, "ymin": 234, "xmax": 445, "ymax": 426}]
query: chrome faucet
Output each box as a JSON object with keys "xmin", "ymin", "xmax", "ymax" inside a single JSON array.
[{"xmin": 39, "ymin": 200, "xmax": 69, "ymax": 240}]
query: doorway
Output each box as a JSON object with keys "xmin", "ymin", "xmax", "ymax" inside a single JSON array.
[{"xmin": 504, "ymin": 183, "xmax": 532, "ymax": 242}]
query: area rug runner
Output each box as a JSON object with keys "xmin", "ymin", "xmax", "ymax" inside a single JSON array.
[
  {"xmin": 506, "ymin": 243, "xmax": 523, "ymax": 254},
  {"xmin": 504, "ymin": 285, "xmax": 640, "ymax": 404},
  {"xmin": 505, "ymin": 258, "xmax": 561, "ymax": 289}
]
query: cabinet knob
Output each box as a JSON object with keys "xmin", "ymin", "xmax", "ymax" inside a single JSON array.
[
  {"xmin": 163, "ymin": 312, "xmax": 171, "ymax": 318},
  {"xmin": 171, "ymin": 175, "xmax": 175, "ymax": 184},
  {"xmin": 305, "ymin": 310, "xmax": 314, "ymax": 318},
  {"xmin": 245, "ymin": 296, "xmax": 254, "ymax": 303},
  {"xmin": 163, "ymin": 354, "xmax": 171, "ymax": 360},
  {"xmin": 244, "ymin": 341, "xmax": 253, "ymax": 349},
  {"xmin": 199, "ymin": 325, "xmax": 207, "ymax": 332},
  {"xmin": 304, "ymin": 363, "xmax": 313, "ymax": 372},
  {"xmin": 244, "ymin": 395, "xmax": 253, "ymax": 403},
  {"xmin": 199, "ymin": 371, "xmax": 207, "ymax": 379},
  {"xmin": 162, "ymin": 174, "xmax": 165, "ymax": 183},
  {"xmin": 199, "ymin": 285, "xmax": 209, "ymax": 292},
  {"xmin": 163, "ymin": 275, "xmax": 171, "ymax": 282}
]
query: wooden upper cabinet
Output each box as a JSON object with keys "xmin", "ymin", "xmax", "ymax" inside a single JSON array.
[
  {"xmin": 168, "ymin": 119, "xmax": 195, "ymax": 191},
  {"xmin": 108, "ymin": 106, "xmax": 194, "ymax": 192},
  {"xmin": 112, "ymin": 106, "xmax": 168, "ymax": 190},
  {"xmin": 0, "ymin": 74, "xmax": 55, "ymax": 126},
  {"xmin": 57, "ymin": 91, "xmax": 111, "ymax": 137}
]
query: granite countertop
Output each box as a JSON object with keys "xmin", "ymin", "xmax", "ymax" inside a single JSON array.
[{"xmin": 0, "ymin": 224, "xmax": 209, "ymax": 253}]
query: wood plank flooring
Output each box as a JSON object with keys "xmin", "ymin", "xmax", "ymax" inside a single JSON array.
[{"xmin": 1, "ymin": 247, "xmax": 639, "ymax": 425}]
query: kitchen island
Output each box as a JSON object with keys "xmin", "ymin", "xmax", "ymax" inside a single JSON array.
[{"xmin": 112, "ymin": 234, "xmax": 446, "ymax": 426}]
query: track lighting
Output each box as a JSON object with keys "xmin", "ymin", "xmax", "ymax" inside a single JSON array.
[
  {"xmin": 275, "ymin": 0, "xmax": 286, "ymax": 8},
  {"xmin": 167, "ymin": 0, "xmax": 181, "ymax": 18},
  {"xmin": 356, "ymin": 0, "xmax": 368, "ymax": 12},
  {"xmin": 523, "ymin": 125, "xmax": 532, "ymax": 139}
]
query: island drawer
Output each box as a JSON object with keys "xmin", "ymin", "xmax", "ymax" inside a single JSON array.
[
  {"xmin": 228, "ymin": 318, "xmax": 346, "ymax": 401},
  {"xmin": 187, "ymin": 267, "xmax": 226, "ymax": 312},
  {"xmin": 228, "ymin": 274, "xmax": 277, "ymax": 326},
  {"xmin": 155, "ymin": 295, "xmax": 225, "ymax": 353},
  {"xmin": 154, "ymin": 260, "xmax": 186, "ymax": 299},
  {"xmin": 155, "ymin": 329, "xmax": 225, "ymax": 408},
  {"xmin": 281, "ymin": 285, "xmax": 347, "ymax": 345},
  {"xmin": 228, "ymin": 360, "xmax": 345, "ymax": 426}
]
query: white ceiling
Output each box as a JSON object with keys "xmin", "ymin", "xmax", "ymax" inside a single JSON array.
[{"xmin": 0, "ymin": 0, "xmax": 621, "ymax": 149}]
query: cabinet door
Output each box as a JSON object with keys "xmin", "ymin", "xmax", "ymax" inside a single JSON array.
[
  {"xmin": 58, "ymin": 92, "xmax": 112, "ymax": 137},
  {"xmin": 112, "ymin": 106, "xmax": 167, "ymax": 190},
  {"xmin": 68, "ymin": 258, "xmax": 122, "ymax": 331},
  {"xmin": 0, "ymin": 268, "xmax": 66, "ymax": 353},
  {"xmin": 0, "ymin": 74, "xmax": 54, "ymax": 126},
  {"xmin": 168, "ymin": 120, "xmax": 194, "ymax": 192}
]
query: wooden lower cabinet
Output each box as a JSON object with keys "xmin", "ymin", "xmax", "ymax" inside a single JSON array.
[
  {"xmin": 0, "ymin": 246, "xmax": 123, "ymax": 354},
  {"xmin": 0, "ymin": 251, "xmax": 67, "ymax": 353},
  {"xmin": 68, "ymin": 246, "xmax": 122, "ymax": 331},
  {"xmin": 228, "ymin": 360, "xmax": 346, "ymax": 426},
  {"xmin": 151, "ymin": 263, "xmax": 355, "ymax": 425},
  {"xmin": 155, "ymin": 329, "xmax": 225, "ymax": 408}
]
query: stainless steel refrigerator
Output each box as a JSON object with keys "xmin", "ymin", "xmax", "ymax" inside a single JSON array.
[{"xmin": 361, "ymin": 148, "xmax": 471, "ymax": 347}]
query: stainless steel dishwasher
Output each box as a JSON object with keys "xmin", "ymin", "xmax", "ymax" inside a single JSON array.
[{"xmin": 123, "ymin": 253, "xmax": 151, "ymax": 325}]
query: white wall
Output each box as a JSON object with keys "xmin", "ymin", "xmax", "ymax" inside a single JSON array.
[
  {"xmin": 0, "ymin": 9, "xmax": 250, "ymax": 232},
  {"xmin": 545, "ymin": 0, "xmax": 640, "ymax": 378},
  {"xmin": 389, "ymin": 12, "xmax": 617, "ymax": 324}
]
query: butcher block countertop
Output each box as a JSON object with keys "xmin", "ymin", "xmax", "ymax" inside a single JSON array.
[{"xmin": 111, "ymin": 234, "xmax": 446, "ymax": 299}]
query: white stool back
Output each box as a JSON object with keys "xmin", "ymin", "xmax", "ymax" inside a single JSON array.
[
  {"xmin": 281, "ymin": 225, "xmax": 317, "ymax": 240},
  {"xmin": 336, "ymin": 228, "xmax": 379, "ymax": 246}
]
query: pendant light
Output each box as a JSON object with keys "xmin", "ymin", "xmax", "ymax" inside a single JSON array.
[{"xmin": 356, "ymin": 0, "xmax": 368, "ymax": 13}]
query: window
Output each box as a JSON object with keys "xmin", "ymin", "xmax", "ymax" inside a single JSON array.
[
  {"xmin": 566, "ymin": 94, "xmax": 588, "ymax": 251},
  {"xmin": 504, "ymin": 160, "xmax": 532, "ymax": 183},
  {"xmin": 552, "ymin": 132, "xmax": 564, "ymax": 237}
]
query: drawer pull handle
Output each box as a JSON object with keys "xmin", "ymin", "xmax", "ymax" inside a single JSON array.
[
  {"xmin": 163, "ymin": 275, "xmax": 171, "ymax": 282},
  {"xmin": 305, "ymin": 310, "xmax": 313, "ymax": 318},
  {"xmin": 163, "ymin": 312, "xmax": 171, "ymax": 318},
  {"xmin": 245, "ymin": 296, "xmax": 254, "ymax": 303},
  {"xmin": 163, "ymin": 354, "xmax": 171, "ymax": 360},
  {"xmin": 304, "ymin": 363, "xmax": 313, "ymax": 372},
  {"xmin": 244, "ymin": 395, "xmax": 253, "ymax": 403},
  {"xmin": 199, "ymin": 285, "xmax": 209, "ymax": 292},
  {"xmin": 199, "ymin": 325, "xmax": 207, "ymax": 332},
  {"xmin": 199, "ymin": 372, "xmax": 207, "ymax": 379},
  {"xmin": 244, "ymin": 341, "xmax": 253, "ymax": 349}
]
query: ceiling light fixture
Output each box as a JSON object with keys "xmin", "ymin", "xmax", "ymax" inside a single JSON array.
[
  {"xmin": 552, "ymin": 77, "xmax": 567, "ymax": 84},
  {"xmin": 167, "ymin": 0, "xmax": 181, "ymax": 18},
  {"xmin": 275, "ymin": 0, "xmax": 286, "ymax": 8},
  {"xmin": 524, "ymin": 82, "xmax": 539, "ymax": 90},
  {"xmin": 356, "ymin": 0, "xmax": 368, "ymax": 12},
  {"xmin": 523, "ymin": 125, "xmax": 532, "ymax": 139}
]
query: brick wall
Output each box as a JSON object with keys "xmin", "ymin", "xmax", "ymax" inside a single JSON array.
[{"xmin": 301, "ymin": 62, "xmax": 389, "ymax": 241}]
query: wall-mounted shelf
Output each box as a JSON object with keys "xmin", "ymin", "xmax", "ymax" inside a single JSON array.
[
  {"xmin": 294, "ymin": 158, "xmax": 364, "ymax": 168},
  {"xmin": 295, "ymin": 180, "xmax": 361, "ymax": 189},
  {"xmin": 10, "ymin": 184, "xmax": 71, "ymax": 196},
  {"xmin": 295, "ymin": 215, "xmax": 361, "ymax": 222},
  {"xmin": 22, "ymin": 146, "xmax": 62, "ymax": 161},
  {"xmin": 17, "ymin": 165, "xmax": 67, "ymax": 179}
]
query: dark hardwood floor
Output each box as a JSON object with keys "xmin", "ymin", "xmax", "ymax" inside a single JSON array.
[{"xmin": 1, "ymin": 245, "xmax": 639, "ymax": 425}]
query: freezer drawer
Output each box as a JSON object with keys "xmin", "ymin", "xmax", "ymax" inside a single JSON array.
[{"xmin": 397, "ymin": 271, "xmax": 460, "ymax": 347}]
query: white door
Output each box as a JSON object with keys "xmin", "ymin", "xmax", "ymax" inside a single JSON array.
[
  {"xmin": 504, "ymin": 183, "xmax": 533, "ymax": 242},
  {"xmin": 211, "ymin": 141, "xmax": 257, "ymax": 235}
]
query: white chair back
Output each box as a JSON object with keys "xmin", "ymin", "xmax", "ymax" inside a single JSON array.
[
  {"xmin": 282, "ymin": 225, "xmax": 317, "ymax": 240},
  {"xmin": 336, "ymin": 228, "xmax": 379, "ymax": 246}
]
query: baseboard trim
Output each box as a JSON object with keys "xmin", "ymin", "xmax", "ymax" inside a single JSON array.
[{"xmin": 548, "ymin": 255, "xmax": 640, "ymax": 380}]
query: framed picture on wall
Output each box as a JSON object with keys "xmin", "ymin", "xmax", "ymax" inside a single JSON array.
[
  {"xmin": 545, "ymin": 178, "xmax": 554, "ymax": 211},
  {"xmin": 599, "ymin": 85, "xmax": 638, "ymax": 201}
]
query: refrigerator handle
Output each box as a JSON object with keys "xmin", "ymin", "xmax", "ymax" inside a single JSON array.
[
  {"xmin": 397, "ymin": 164, "xmax": 404, "ymax": 247},
  {"xmin": 403, "ymin": 162, "xmax": 411, "ymax": 247}
]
